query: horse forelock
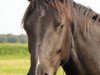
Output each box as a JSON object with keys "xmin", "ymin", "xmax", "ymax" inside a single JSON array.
[{"xmin": 22, "ymin": 0, "xmax": 72, "ymax": 29}]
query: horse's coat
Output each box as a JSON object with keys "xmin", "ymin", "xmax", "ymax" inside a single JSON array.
[
  {"xmin": 23, "ymin": 0, "xmax": 100, "ymax": 75},
  {"xmin": 62, "ymin": 1, "xmax": 100, "ymax": 75}
]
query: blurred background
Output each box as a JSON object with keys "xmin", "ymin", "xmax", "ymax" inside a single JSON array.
[{"xmin": 0, "ymin": 0, "xmax": 100, "ymax": 75}]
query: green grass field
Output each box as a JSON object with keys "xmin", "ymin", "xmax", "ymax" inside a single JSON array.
[{"xmin": 0, "ymin": 43, "xmax": 66, "ymax": 75}]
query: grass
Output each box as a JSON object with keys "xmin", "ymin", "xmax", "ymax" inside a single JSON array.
[
  {"xmin": 56, "ymin": 67, "xmax": 66, "ymax": 75},
  {"xmin": 0, "ymin": 43, "xmax": 30, "ymax": 75},
  {"xmin": 0, "ymin": 43, "xmax": 66, "ymax": 75},
  {"xmin": 0, "ymin": 59, "xmax": 29, "ymax": 75},
  {"xmin": 0, "ymin": 43, "xmax": 29, "ymax": 60}
]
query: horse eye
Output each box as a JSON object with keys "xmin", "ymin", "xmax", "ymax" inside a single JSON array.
[
  {"xmin": 60, "ymin": 24, "xmax": 64, "ymax": 29},
  {"xmin": 57, "ymin": 24, "xmax": 64, "ymax": 32},
  {"xmin": 59, "ymin": 24, "xmax": 64, "ymax": 30},
  {"xmin": 54, "ymin": 21, "xmax": 65, "ymax": 31}
]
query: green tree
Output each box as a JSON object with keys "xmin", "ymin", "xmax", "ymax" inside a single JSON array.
[
  {"xmin": 18, "ymin": 34, "xmax": 28, "ymax": 43},
  {"xmin": 7, "ymin": 37, "xmax": 18, "ymax": 43},
  {"xmin": 0, "ymin": 34, "xmax": 28, "ymax": 43},
  {"xmin": 0, "ymin": 34, "xmax": 7, "ymax": 43}
]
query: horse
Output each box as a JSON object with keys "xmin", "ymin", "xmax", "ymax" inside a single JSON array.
[
  {"xmin": 23, "ymin": 0, "xmax": 73, "ymax": 75},
  {"xmin": 62, "ymin": 1, "xmax": 100, "ymax": 75}
]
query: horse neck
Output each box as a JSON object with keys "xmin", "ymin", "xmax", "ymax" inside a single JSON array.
[
  {"xmin": 70, "ymin": 2, "xmax": 100, "ymax": 75},
  {"xmin": 72, "ymin": 2, "xmax": 100, "ymax": 25}
]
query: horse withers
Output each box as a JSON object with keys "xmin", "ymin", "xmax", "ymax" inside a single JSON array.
[{"xmin": 23, "ymin": 0, "xmax": 72, "ymax": 75}]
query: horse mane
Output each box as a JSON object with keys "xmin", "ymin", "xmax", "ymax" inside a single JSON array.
[{"xmin": 73, "ymin": 1, "xmax": 100, "ymax": 24}]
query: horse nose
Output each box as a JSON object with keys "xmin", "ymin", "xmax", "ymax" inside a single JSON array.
[
  {"xmin": 41, "ymin": 68, "xmax": 49, "ymax": 75},
  {"xmin": 37, "ymin": 64, "xmax": 49, "ymax": 75}
]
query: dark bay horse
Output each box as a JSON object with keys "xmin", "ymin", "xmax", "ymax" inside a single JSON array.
[
  {"xmin": 62, "ymin": 1, "xmax": 100, "ymax": 75},
  {"xmin": 23, "ymin": 0, "xmax": 73, "ymax": 75}
]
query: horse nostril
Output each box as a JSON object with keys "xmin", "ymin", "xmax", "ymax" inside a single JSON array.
[{"xmin": 44, "ymin": 73, "xmax": 48, "ymax": 75}]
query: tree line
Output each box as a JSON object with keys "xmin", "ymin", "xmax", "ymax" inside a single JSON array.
[{"xmin": 0, "ymin": 34, "xmax": 28, "ymax": 43}]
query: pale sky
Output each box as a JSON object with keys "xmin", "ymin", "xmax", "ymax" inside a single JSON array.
[{"xmin": 0, "ymin": 0, "xmax": 100, "ymax": 35}]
